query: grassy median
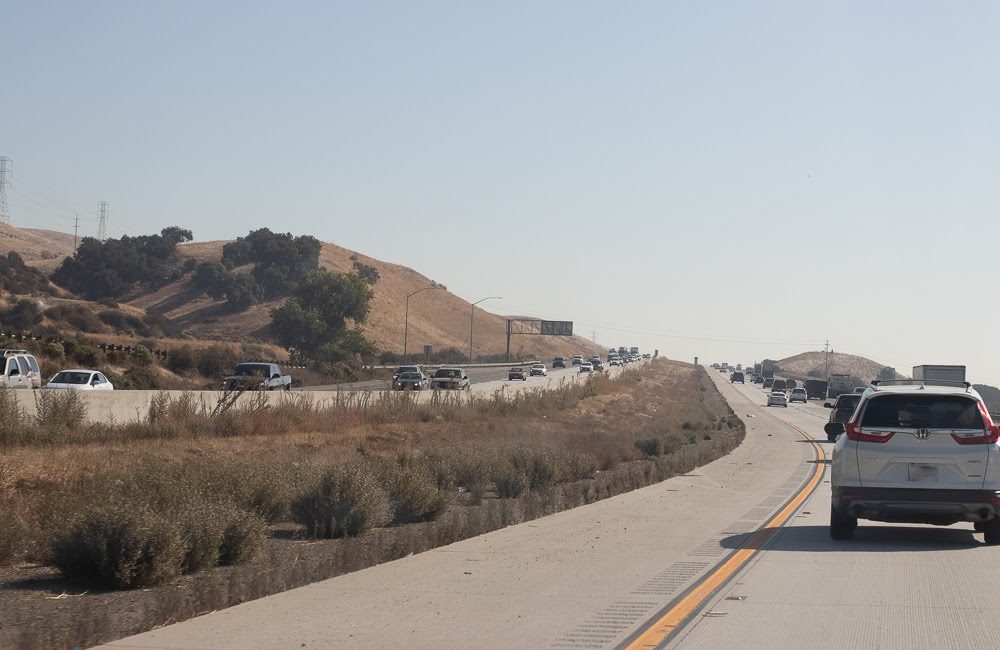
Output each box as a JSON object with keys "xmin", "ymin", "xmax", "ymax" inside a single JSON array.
[{"xmin": 0, "ymin": 359, "xmax": 744, "ymax": 649}]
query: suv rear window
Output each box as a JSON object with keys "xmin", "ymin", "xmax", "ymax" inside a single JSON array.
[
  {"xmin": 836, "ymin": 395, "xmax": 861, "ymax": 410},
  {"xmin": 861, "ymin": 395, "xmax": 984, "ymax": 429}
]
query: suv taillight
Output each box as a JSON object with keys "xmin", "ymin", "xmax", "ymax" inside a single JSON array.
[
  {"xmin": 846, "ymin": 421, "xmax": 894, "ymax": 443},
  {"xmin": 952, "ymin": 405, "xmax": 1000, "ymax": 445},
  {"xmin": 952, "ymin": 424, "xmax": 1000, "ymax": 445}
]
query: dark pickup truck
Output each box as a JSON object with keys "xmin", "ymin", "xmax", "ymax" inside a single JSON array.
[
  {"xmin": 804, "ymin": 379, "xmax": 828, "ymax": 400},
  {"xmin": 224, "ymin": 363, "xmax": 292, "ymax": 391}
]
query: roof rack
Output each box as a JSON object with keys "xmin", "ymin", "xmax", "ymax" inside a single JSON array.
[
  {"xmin": 0, "ymin": 349, "xmax": 28, "ymax": 356},
  {"xmin": 870, "ymin": 379, "xmax": 972, "ymax": 392}
]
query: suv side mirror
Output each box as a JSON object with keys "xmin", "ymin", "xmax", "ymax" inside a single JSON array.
[{"xmin": 824, "ymin": 422, "xmax": 846, "ymax": 438}]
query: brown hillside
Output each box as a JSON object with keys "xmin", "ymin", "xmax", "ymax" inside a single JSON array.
[
  {"xmin": 0, "ymin": 224, "xmax": 76, "ymax": 272},
  {"xmin": 167, "ymin": 241, "xmax": 601, "ymax": 359},
  {"xmin": 776, "ymin": 351, "xmax": 903, "ymax": 382},
  {"xmin": 0, "ymin": 225, "xmax": 601, "ymax": 360}
]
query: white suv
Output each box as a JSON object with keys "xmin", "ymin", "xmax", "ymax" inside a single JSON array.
[
  {"xmin": 1, "ymin": 350, "xmax": 42, "ymax": 389},
  {"xmin": 827, "ymin": 381, "xmax": 1000, "ymax": 543}
]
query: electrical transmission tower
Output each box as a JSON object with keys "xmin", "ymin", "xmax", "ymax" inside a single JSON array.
[
  {"xmin": 97, "ymin": 201, "xmax": 109, "ymax": 241},
  {"xmin": 0, "ymin": 157, "xmax": 11, "ymax": 225}
]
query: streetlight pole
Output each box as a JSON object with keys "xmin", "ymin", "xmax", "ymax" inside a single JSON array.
[
  {"xmin": 403, "ymin": 286, "xmax": 439, "ymax": 361},
  {"xmin": 469, "ymin": 296, "xmax": 502, "ymax": 363}
]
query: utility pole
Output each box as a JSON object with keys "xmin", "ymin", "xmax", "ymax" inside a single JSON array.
[
  {"xmin": 824, "ymin": 339, "xmax": 830, "ymax": 379},
  {"xmin": 0, "ymin": 156, "xmax": 11, "ymax": 225},
  {"xmin": 73, "ymin": 213, "xmax": 80, "ymax": 251},
  {"xmin": 592, "ymin": 330, "xmax": 597, "ymax": 343},
  {"xmin": 469, "ymin": 296, "xmax": 501, "ymax": 363},
  {"xmin": 97, "ymin": 201, "xmax": 109, "ymax": 241},
  {"xmin": 403, "ymin": 286, "xmax": 440, "ymax": 360}
]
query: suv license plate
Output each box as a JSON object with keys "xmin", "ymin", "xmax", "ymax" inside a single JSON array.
[{"xmin": 908, "ymin": 464, "xmax": 938, "ymax": 482}]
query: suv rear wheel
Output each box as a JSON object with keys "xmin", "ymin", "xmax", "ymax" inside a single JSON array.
[
  {"xmin": 982, "ymin": 519, "xmax": 1000, "ymax": 545},
  {"xmin": 830, "ymin": 505, "xmax": 857, "ymax": 540}
]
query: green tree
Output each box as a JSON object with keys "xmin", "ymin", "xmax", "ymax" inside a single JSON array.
[
  {"xmin": 351, "ymin": 261, "xmax": 380, "ymax": 285},
  {"xmin": 0, "ymin": 299, "xmax": 43, "ymax": 330},
  {"xmin": 270, "ymin": 270, "xmax": 375, "ymax": 363},
  {"xmin": 51, "ymin": 227, "xmax": 193, "ymax": 299},
  {"xmin": 222, "ymin": 228, "xmax": 321, "ymax": 298}
]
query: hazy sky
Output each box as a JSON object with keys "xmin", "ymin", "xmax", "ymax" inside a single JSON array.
[{"xmin": 4, "ymin": 2, "xmax": 1000, "ymax": 383}]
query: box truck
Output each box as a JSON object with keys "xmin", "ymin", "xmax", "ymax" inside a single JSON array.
[{"xmin": 912, "ymin": 365, "xmax": 966, "ymax": 385}]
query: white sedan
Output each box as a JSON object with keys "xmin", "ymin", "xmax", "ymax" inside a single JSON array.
[
  {"xmin": 579, "ymin": 363, "xmax": 593, "ymax": 373},
  {"xmin": 766, "ymin": 390, "xmax": 788, "ymax": 407},
  {"xmin": 44, "ymin": 369, "xmax": 115, "ymax": 391},
  {"xmin": 529, "ymin": 363, "xmax": 547, "ymax": 376}
]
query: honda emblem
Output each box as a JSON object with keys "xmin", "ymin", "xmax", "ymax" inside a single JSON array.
[{"xmin": 914, "ymin": 429, "xmax": 930, "ymax": 440}]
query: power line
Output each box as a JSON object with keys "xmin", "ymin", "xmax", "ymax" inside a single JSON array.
[
  {"xmin": 97, "ymin": 201, "xmax": 109, "ymax": 241},
  {"xmin": 0, "ymin": 156, "xmax": 10, "ymax": 225}
]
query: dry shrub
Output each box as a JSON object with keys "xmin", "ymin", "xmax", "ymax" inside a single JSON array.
[
  {"xmin": 50, "ymin": 504, "xmax": 186, "ymax": 589},
  {"xmin": 492, "ymin": 460, "xmax": 530, "ymax": 498},
  {"xmin": 33, "ymin": 390, "xmax": 88, "ymax": 441},
  {"xmin": 379, "ymin": 462, "xmax": 451, "ymax": 524},
  {"xmin": 0, "ymin": 501, "xmax": 23, "ymax": 564},
  {"xmin": 634, "ymin": 437, "xmax": 663, "ymax": 457},
  {"xmin": 509, "ymin": 447, "xmax": 562, "ymax": 490},
  {"xmin": 291, "ymin": 464, "xmax": 391, "ymax": 538},
  {"xmin": 179, "ymin": 501, "xmax": 225, "ymax": 573},
  {"xmin": 219, "ymin": 509, "xmax": 266, "ymax": 565},
  {"xmin": 45, "ymin": 459, "xmax": 270, "ymax": 587},
  {"xmin": 0, "ymin": 389, "xmax": 26, "ymax": 445}
]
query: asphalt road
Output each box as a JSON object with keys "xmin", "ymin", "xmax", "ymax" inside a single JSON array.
[
  {"xmin": 303, "ymin": 362, "xmax": 618, "ymax": 394},
  {"xmin": 100, "ymin": 369, "xmax": 1000, "ymax": 649}
]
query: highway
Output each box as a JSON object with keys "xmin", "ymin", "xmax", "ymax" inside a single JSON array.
[
  {"xmin": 302, "ymin": 363, "xmax": 586, "ymax": 392},
  {"xmin": 100, "ymin": 369, "xmax": 1000, "ymax": 649}
]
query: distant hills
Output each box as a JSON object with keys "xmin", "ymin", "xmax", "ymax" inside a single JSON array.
[
  {"xmin": 775, "ymin": 351, "xmax": 902, "ymax": 383},
  {"xmin": 0, "ymin": 223, "xmax": 601, "ymax": 361}
]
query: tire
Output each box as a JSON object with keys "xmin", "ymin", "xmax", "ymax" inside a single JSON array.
[
  {"xmin": 284, "ymin": 384, "xmax": 291, "ymax": 391},
  {"xmin": 830, "ymin": 505, "xmax": 857, "ymax": 540},
  {"xmin": 974, "ymin": 521, "xmax": 986, "ymax": 533},
  {"xmin": 983, "ymin": 519, "xmax": 1000, "ymax": 545}
]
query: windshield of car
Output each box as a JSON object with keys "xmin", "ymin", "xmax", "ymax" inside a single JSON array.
[
  {"xmin": 233, "ymin": 364, "xmax": 270, "ymax": 377},
  {"xmin": 399, "ymin": 372, "xmax": 422, "ymax": 380},
  {"xmin": 860, "ymin": 395, "xmax": 984, "ymax": 430},
  {"xmin": 434, "ymin": 369, "xmax": 460, "ymax": 378},
  {"xmin": 50, "ymin": 371, "xmax": 92, "ymax": 385},
  {"xmin": 836, "ymin": 395, "xmax": 861, "ymax": 410}
]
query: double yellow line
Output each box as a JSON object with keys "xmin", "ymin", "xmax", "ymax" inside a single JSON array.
[{"xmin": 622, "ymin": 385, "xmax": 826, "ymax": 649}]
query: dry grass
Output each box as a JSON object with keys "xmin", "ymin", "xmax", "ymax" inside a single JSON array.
[{"xmin": 0, "ymin": 360, "xmax": 745, "ymax": 649}]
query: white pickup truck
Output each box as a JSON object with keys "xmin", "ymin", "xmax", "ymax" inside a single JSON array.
[{"xmin": 223, "ymin": 362, "xmax": 292, "ymax": 391}]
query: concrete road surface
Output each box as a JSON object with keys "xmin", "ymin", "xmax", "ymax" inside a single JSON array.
[{"xmin": 100, "ymin": 369, "xmax": 1000, "ymax": 650}]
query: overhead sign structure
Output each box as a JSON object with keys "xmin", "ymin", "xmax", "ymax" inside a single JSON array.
[{"xmin": 505, "ymin": 319, "xmax": 574, "ymax": 359}]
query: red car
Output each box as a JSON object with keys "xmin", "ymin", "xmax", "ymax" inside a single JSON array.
[{"xmin": 508, "ymin": 367, "xmax": 528, "ymax": 381}]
